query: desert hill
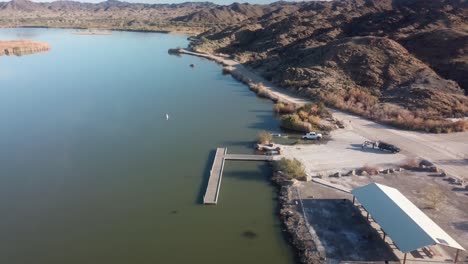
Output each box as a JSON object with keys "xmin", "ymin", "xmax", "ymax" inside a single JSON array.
[{"xmin": 191, "ymin": 0, "xmax": 467, "ymax": 131}]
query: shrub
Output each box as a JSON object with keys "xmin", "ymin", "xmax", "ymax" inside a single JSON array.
[
  {"xmin": 320, "ymin": 89, "xmax": 467, "ymax": 133},
  {"xmin": 423, "ymin": 186, "xmax": 446, "ymax": 210},
  {"xmin": 274, "ymin": 158, "xmax": 306, "ymax": 180},
  {"xmin": 298, "ymin": 110, "xmax": 309, "ymax": 120},
  {"xmin": 257, "ymin": 130, "xmax": 272, "ymax": 144},
  {"xmin": 401, "ymin": 158, "xmax": 420, "ymax": 169},
  {"xmin": 280, "ymin": 114, "xmax": 312, "ymax": 132},
  {"xmin": 274, "ymin": 103, "xmax": 296, "ymax": 114},
  {"xmin": 308, "ymin": 115, "xmax": 322, "ymax": 127}
]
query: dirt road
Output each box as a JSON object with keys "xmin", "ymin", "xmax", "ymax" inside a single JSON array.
[{"xmin": 180, "ymin": 49, "xmax": 468, "ymax": 180}]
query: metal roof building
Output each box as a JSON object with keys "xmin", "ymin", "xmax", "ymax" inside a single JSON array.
[{"xmin": 352, "ymin": 183, "xmax": 465, "ymax": 263}]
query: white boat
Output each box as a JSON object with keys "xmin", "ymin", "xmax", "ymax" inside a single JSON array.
[{"xmin": 166, "ymin": 114, "xmax": 169, "ymax": 120}]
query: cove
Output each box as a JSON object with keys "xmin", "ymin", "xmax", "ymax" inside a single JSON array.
[{"xmin": 0, "ymin": 28, "xmax": 296, "ymax": 264}]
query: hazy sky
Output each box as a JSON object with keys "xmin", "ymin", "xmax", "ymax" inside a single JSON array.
[{"xmin": 29, "ymin": 0, "xmax": 306, "ymax": 5}]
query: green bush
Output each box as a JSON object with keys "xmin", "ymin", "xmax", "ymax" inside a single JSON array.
[
  {"xmin": 275, "ymin": 158, "xmax": 306, "ymax": 180},
  {"xmin": 280, "ymin": 114, "xmax": 312, "ymax": 132}
]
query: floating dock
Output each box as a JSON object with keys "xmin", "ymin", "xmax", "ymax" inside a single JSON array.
[{"xmin": 203, "ymin": 148, "xmax": 274, "ymax": 205}]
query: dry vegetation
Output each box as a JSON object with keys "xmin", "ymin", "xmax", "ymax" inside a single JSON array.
[
  {"xmin": 193, "ymin": 0, "xmax": 468, "ymax": 134},
  {"xmin": 423, "ymin": 185, "xmax": 446, "ymax": 210},
  {"xmin": 257, "ymin": 130, "xmax": 272, "ymax": 144},
  {"xmin": 277, "ymin": 103, "xmax": 332, "ymax": 133},
  {"xmin": 320, "ymin": 90, "xmax": 468, "ymax": 133},
  {"xmin": 274, "ymin": 157, "xmax": 306, "ymax": 180},
  {"xmin": 0, "ymin": 40, "xmax": 50, "ymax": 56}
]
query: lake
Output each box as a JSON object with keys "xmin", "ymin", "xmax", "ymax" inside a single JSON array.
[{"xmin": 0, "ymin": 28, "xmax": 296, "ymax": 264}]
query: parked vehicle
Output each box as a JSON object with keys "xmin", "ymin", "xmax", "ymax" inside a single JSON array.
[
  {"xmin": 265, "ymin": 150, "xmax": 281, "ymax": 156},
  {"xmin": 256, "ymin": 143, "xmax": 281, "ymax": 151},
  {"xmin": 302, "ymin": 132, "xmax": 322, "ymax": 140},
  {"xmin": 377, "ymin": 141, "xmax": 400, "ymax": 153}
]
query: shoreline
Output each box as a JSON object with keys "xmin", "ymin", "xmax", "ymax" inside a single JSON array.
[
  {"xmin": 174, "ymin": 47, "xmax": 322, "ymax": 263},
  {"xmin": 175, "ymin": 48, "xmax": 309, "ymax": 106},
  {"xmin": 173, "ymin": 47, "xmax": 468, "ymax": 263},
  {"xmin": 0, "ymin": 25, "xmax": 202, "ymax": 36},
  {"xmin": 272, "ymin": 172, "xmax": 323, "ymax": 264}
]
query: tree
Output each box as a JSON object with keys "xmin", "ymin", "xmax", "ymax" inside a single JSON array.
[
  {"xmin": 423, "ymin": 186, "xmax": 446, "ymax": 210},
  {"xmin": 275, "ymin": 158, "xmax": 306, "ymax": 180},
  {"xmin": 257, "ymin": 130, "xmax": 272, "ymax": 144}
]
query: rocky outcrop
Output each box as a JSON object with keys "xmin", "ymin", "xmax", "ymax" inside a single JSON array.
[
  {"xmin": 0, "ymin": 40, "xmax": 50, "ymax": 56},
  {"xmin": 193, "ymin": 0, "xmax": 468, "ymax": 130}
]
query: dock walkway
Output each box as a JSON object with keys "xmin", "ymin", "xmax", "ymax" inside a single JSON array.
[{"xmin": 203, "ymin": 148, "xmax": 273, "ymax": 205}]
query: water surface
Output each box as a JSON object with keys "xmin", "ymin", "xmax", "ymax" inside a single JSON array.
[{"xmin": 0, "ymin": 28, "xmax": 296, "ymax": 264}]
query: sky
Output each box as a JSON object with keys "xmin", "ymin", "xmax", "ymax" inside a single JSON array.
[{"xmin": 28, "ymin": 0, "xmax": 307, "ymax": 5}]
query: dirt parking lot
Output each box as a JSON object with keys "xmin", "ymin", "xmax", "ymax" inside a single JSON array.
[{"xmin": 281, "ymin": 129, "xmax": 408, "ymax": 176}]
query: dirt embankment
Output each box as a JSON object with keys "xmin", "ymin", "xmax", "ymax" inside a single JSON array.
[{"xmin": 0, "ymin": 40, "xmax": 50, "ymax": 56}]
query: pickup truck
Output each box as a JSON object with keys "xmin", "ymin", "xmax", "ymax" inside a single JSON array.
[
  {"xmin": 377, "ymin": 142, "xmax": 400, "ymax": 153},
  {"xmin": 302, "ymin": 132, "xmax": 322, "ymax": 140}
]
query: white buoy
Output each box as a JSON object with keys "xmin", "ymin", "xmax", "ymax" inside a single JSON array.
[{"xmin": 166, "ymin": 113, "xmax": 169, "ymax": 120}]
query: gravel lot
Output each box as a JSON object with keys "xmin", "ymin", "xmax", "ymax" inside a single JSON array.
[{"xmin": 281, "ymin": 128, "xmax": 408, "ymax": 176}]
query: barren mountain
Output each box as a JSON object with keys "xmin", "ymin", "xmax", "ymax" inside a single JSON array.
[
  {"xmin": 172, "ymin": 2, "xmax": 300, "ymax": 25},
  {"xmin": 0, "ymin": 0, "xmax": 301, "ymax": 33},
  {"xmin": 0, "ymin": 0, "xmax": 220, "ymax": 33},
  {"xmin": 193, "ymin": 0, "xmax": 468, "ymax": 129}
]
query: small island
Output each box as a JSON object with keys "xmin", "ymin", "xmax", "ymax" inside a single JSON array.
[{"xmin": 0, "ymin": 40, "xmax": 50, "ymax": 56}]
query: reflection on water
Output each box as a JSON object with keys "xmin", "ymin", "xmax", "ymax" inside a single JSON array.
[{"xmin": 0, "ymin": 28, "xmax": 296, "ymax": 264}]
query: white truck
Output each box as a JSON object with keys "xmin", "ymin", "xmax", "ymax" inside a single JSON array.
[{"xmin": 302, "ymin": 132, "xmax": 322, "ymax": 140}]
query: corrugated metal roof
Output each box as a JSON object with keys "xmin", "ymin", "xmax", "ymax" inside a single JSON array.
[{"xmin": 352, "ymin": 183, "xmax": 465, "ymax": 253}]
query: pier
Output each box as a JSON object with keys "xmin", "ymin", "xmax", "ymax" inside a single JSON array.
[{"xmin": 203, "ymin": 148, "xmax": 274, "ymax": 205}]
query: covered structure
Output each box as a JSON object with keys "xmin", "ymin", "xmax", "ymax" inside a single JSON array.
[{"xmin": 352, "ymin": 183, "xmax": 465, "ymax": 263}]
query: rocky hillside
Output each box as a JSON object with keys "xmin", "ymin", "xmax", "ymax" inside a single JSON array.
[
  {"xmin": 193, "ymin": 0, "xmax": 468, "ymax": 128},
  {"xmin": 0, "ymin": 0, "xmax": 219, "ymax": 33},
  {"xmin": 0, "ymin": 0, "xmax": 301, "ymax": 33},
  {"xmin": 172, "ymin": 2, "xmax": 300, "ymax": 25}
]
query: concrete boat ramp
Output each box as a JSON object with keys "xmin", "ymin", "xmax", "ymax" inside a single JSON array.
[{"xmin": 203, "ymin": 148, "xmax": 274, "ymax": 205}]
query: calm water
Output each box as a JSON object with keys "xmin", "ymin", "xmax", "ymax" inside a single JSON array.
[{"xmin": 0, "ymin": 28, "xmax": 296, "ymax": 264}]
